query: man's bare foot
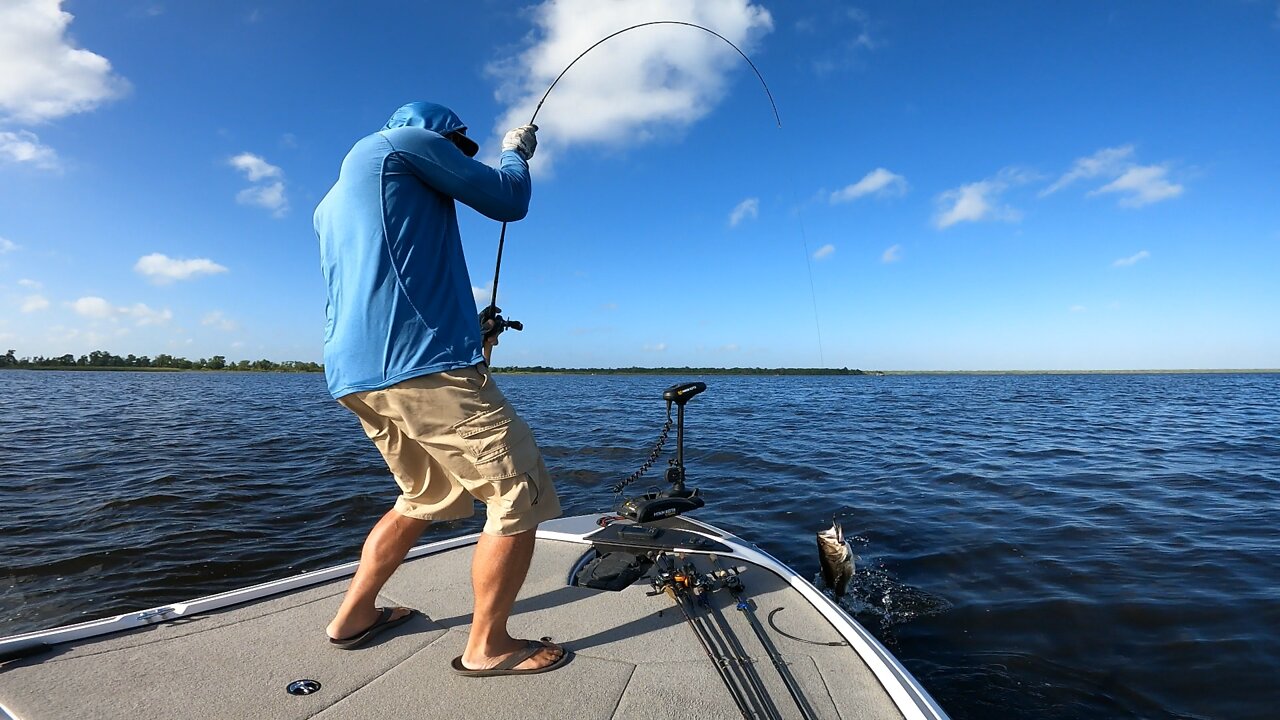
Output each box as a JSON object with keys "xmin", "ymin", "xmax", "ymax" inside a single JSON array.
[
  {"xmin": 327, "ymin": 606, "xmax": 413, "ymax": 641},
  {"xmin": 460, "ymin": 638, "xmax": 564, "ymax": 671}
]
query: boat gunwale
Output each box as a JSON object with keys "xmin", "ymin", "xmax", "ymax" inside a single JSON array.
[{"xmin": 671, "ymin": 516, "xmax": 949, "ymax": 720}]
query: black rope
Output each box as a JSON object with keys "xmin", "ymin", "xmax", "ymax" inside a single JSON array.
[{"xmin": 487, "ymin": 19, "xmax": 781, "ymax": 320}]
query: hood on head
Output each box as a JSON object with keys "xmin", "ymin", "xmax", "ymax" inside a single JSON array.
[{"xmin": 383, "ymin": 102, "xmax": 478, "ymax": 157}]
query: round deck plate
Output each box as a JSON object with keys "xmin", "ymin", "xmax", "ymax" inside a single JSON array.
[{"xmin": 287, "ymin": 679, "xmax": 321, "ymax": 696}]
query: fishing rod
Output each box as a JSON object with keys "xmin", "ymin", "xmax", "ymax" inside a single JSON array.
[
  {"xmin": 710, "ymin": 555, "xmax": 820, "ymax": 720},
  {"xmin": 650, "ymin": 553, "xmax": 780, "ymax": 720},
  {"xmin": 481, "ymin": 20, "xmax": 782, "ymax": 342},
  {"xmin": 702, "ymin": 583, "xmax": 785, "ymax": 720}
]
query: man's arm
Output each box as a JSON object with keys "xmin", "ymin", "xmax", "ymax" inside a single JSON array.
[
  {"xmin": 382, "ymin": 128, "xmax": 531, "ymax": 222},
  {"xmin": 482, "ymin": 332, "xmax": 499, "ymax": 366}
]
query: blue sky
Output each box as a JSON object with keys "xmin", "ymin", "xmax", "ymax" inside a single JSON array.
[{"xmin": 1, "ymin": 0, "xmax": 1277, "ymax": 370}]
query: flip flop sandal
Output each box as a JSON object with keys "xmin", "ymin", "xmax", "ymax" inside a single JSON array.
[
  {"xmin": 450, "ymin": 639, "xmax": 572, "ymax": 677},
  {"xmin": 328, "ymin": 607, "xmax": 416, "ymax": 649}
]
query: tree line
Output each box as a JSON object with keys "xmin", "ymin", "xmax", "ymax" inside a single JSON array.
[
  {"xmin": 497, "ymin": 366, "xmax": 867, "ymax": 375},
  {"xmin": 1, "ymin": 349, "xmax": 322, "ymax": 373},
  {"xmin": 1, "ymin": 350, "xmax": 866, "ymax": 376}
]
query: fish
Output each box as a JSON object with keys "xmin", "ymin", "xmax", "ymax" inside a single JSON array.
[{"xmin": 817, "ymin": 517, "xmax": 856, "ymax": 598}]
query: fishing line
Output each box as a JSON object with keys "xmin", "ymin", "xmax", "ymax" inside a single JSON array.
[
  {"xmin": 483, "ymin": 20, "xmax": 824, "ymax": 363},
  {"xmin": 789, "ymin": 190, "xmax": 826, "ymax": 366},
  {"xmin": 488, "ymin": 21, "xmax": 779, "ymax": 316}
]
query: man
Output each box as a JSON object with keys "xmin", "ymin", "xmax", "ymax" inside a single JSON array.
[{"xmin": 314, "ymin": 101, "xmax": 567, "ymax": 675}]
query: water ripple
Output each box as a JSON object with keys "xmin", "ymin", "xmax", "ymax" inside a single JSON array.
[{"xmin": 2, "ymin": 371, "xmax": 1279, "ymax": 719}]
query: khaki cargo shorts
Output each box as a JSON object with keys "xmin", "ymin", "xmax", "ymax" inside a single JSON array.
[{"xmin": 337, "ymin": 363, "xmax": 561, "ymax": 536}]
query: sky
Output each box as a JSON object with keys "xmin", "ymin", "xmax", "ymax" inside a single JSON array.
[{"xmin": 1, "ymin": 0, "xmax": 1278, "ymax": 370}]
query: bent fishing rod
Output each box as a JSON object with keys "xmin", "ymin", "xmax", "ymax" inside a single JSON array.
[{"xmin": 480, "ymin": 20, "xmax": 782, "ymax": 341}]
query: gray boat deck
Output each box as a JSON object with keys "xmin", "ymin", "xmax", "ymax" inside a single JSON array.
[{"xmin": 0, "ymin": 525, "xmax": 904, "ymax": 720}]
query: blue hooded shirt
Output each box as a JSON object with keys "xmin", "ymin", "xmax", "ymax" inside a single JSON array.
[{"xmin": 315, "ymin": 102, "xmax": 531, "ymax": 398}]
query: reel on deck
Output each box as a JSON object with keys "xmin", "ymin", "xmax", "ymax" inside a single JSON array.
[{"xmin": 615, "ymin": 381, "xmax": 708, "ymax": 523}]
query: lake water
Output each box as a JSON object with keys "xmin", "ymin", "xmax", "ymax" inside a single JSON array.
[{"xmin": 1, "ymin": 370, "xmax": 1277, "ymax": 719}]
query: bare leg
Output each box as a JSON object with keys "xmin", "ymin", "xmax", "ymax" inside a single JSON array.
[
  {"xmin": 460, "ymin": 527, "xmax": 564, "ymax": 670},
  {"xmin": 326, "ymin": 508, "xmax": 429, "ymax": 640}
]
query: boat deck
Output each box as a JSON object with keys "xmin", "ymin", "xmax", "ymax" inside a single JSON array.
[{"xmin": 0, "ymin": 516, "xmax": 915, "ymax": 720}]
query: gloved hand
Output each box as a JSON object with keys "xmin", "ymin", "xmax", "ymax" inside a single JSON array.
[
  {"xmin": 501, "ymin": 125, "xmax": 538, "ymax": 161},
  {"xmin": 478, "ymin": 305, "xmax": 502, "ymax": 341}
]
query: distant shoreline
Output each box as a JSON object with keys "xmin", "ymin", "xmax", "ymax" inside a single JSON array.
[
  {"xmin": 0, "ymin": 366, "xmax": 318, "ymax": 373},
  {"xmin": 2, "ymin": 367, "xmax": 1275, "ymax": 376},
  {"xmin": 492, "ymin": 367, "xmax": 1280, "ymax": 376},
  {"xmin": 864, "ymin": 368, "xmax": 1280, "ymax": 376}
]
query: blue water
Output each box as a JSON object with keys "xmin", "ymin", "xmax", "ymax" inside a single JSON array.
[{"xmin": 1, "ymin": 370, "xmax": 1277, "ymax": 719}]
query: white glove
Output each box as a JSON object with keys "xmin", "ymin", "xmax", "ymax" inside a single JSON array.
[{"xmin": 501, "ymin": 124, "xmax": 538, "ymax": 160}]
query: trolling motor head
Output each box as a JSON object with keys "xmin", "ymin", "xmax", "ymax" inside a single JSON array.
[{"xmin": 617, "ymin": 381, "xmax": 708, "ymax": 523}]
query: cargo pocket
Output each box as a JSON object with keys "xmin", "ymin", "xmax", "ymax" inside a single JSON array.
[
  {"xmin": 453, "ymin": 406, "xmax": 537, "ymax": 480},
  {"xmin": 499, "ymin": 471, "xmax": 542, "ymax": 513}
]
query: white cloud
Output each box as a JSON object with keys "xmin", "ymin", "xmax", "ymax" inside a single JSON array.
[
  {"xmin": 0, "ymin": 0, "xmax": 130, "ymax": 124},
  {"xmin": 202, "ymin": 310, "xmax": 239, "ymax": 331},
  {"xmin": 1044, "ymin": 146, "xmax": 1184, "ymax": 207},
  {"xmin": 0, "ymin": 237, "xmax": 18, "ymax": 253},
  {"xmin": 70, "ymin": 296, "xmax": 172, "ymax": 325},
  {"xmin": 803, "ymin": 7, "xmax": 879, "ymax": 74},
  {"xmin": 71, "ymin": 296, "xmax": 113, "ymax": 318},
  {"xmin": 135, "ymin": 253, "xmax": 228, "ymax": 284},
  {"xmin": 830, "ymin": 168, "xmax": 907, "ymax": 203},
  {"xmin": 21, "ymin": 294, "xmax": 49, "ymax": 312},
  {"xmin": 934, "ymin": 168, "xmax": 1034, "ymax": 229},
  {"xmin": 1041, "ymin": 145, "xmax": 1134, "ymax": 196},
  {"xmin": 1113, "ymin": 250, "xmax": 1151, "ymax": 268},
  {"xmin": 936, "ymin": 182, "xmax": 999, "ymax": 227},
  {"xmin": 813, "ymin": 243, "xmax": 835, "ymax": 260},
  {"xmin": 1090, "ymin": 166, "xmax": 1183, "ymax": 207},
  {"xmin": 728, "ymin": 197, "xmax": 759, "ymax": 227},
  {"xmin": 0, "ymin": 131, "xmax": 59, "ymax": 169},
  {"xmin": 643, "ymin": 342, "xmax": 668, "ymax": 352},
  {"xmin": 472, "ymin": 283, "xmax": 497, "ymax": 308},
  {"xmin": 881, "ymin": 244, "xmax": 901, "ymax": 263},
  {"xmin": 18, "ymin": 278, "xmax": 41, "ymax": 288},
  {"xmin": 229, "ymin": 152, "xmax": 282, "ymax": 182},
  {"xmin": 229, "ymin": 153, "xmax": 288, "ymax": 217},
  {"xmin": 235, "ymin": 181, "xmax": 288, "ymax": 216},
  {"xmin": 488, "ymin": 0, "xmax": 774, "ymax": 171},
  {"xmin": 119, "ymin": 303, "xmax": 171, "ymax": 326},
  {"xmin": 1070, "ymin": 305, "xmax": 1087, "ymax": 313}
]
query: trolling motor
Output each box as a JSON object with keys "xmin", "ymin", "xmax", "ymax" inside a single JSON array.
[{"xmin": 617, "ymin": 382, "xmax": 708, "ymax": 522}]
